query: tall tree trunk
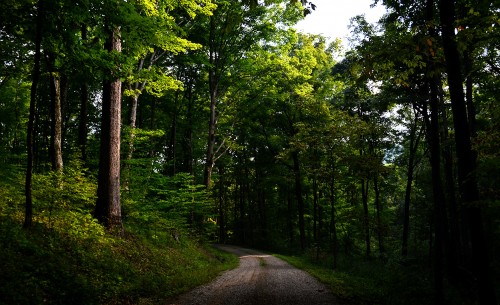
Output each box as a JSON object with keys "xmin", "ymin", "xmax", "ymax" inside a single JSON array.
[
  {"xmin": 402, "ymin": 118, "xmax": 422, "ymax": 256},
  {"xmin": 166, "ymin": 91, "xmax": 179, "ymax": 176},
  {"xmin": 79, "ymin": 83, "xmax": 88, "ymax": 161},
  {"xmin": 204, "ymin": 15, "xmax": 218, "ymax": 188},
  {"xmin": 255, "ymin": 155, "xmax": 268, "ymax": 247},
  {"xmin": 313, "ymin": 177, "xmax": 318, "ymax": 243},
  {"xmin": 127, "ymin": 95, "xmax": 139, "ymax": 160},
  {"xmin": 78, "ymin": 26, "xmax": 88, "ymax": 162},
  {"xmin": 287, "ymin": 185, "xmax": 295, "ymax": 248},
  {"xmin": 218, "ymin": 166, "xmax": 226, "ymax": 243},
  {"xmin": 24, "ymin": 0, "xmax": 44, "ymax": 229},
  {"xmin": 361, "ymin": 177, "xmax": 371, "ymax": 258},
  {"xmin": 329, "ymin": 171, "xmax": 338, "ymax": 269},
  {"xmin": 49, "ymin": 70, "xmax": 63, "ymax": 172},
  {"xmin": 205, "ymin": 69, "xmax": 217, "ymax": 187},
  {"xmin": 439, "ymin": 83, "xmax": 461, "ymax": 276},
  {"xmin": 182, "ymin": 81, "xmax": 194, "ymax": 175},
  {"xmin": 439, "ymin": 0, "xmax": 497, "ymax": 304},
  {"xmin": 95, "ymin": 25, "xmax": 123, "ymax": 234},
  {"xmin": 464, "ymin": 50, "xmax": 477, "ymax": 142},
  {"xmin": 373, "ymin": 175, "xmax": 384, "ymax": 255},
  {"xmin": 292, "ymin": 151, "xmax": 306, "ymax": 251},
  {"xmin": 423, "ymin": 75, "xmax": 447, "ymax": 305}
]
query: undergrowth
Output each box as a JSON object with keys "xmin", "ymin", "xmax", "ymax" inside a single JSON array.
[
  {"xmin": 0, "ymin": 162, "xmax": 238, "ymax": 305},
  {"xmin": 0, "ymin": 216, "xmax": 237, "ymax": 305},
  {"xmin": 275, "ymin": 252, "xmax": 434, "ymax": 305}
]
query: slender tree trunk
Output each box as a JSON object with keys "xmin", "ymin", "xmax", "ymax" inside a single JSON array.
[
  {"xmin": 439, "ymin": 0, "xmax": 497, "ymax": 304},
  {"xmin": 166, "ymin": 91, "xmax": 179, "ymax": 176},
  {"xmin": 464, "ymin": 50, "xmax": 477, "ymax": 141},
  {"xmin": 373, "ymin": 175, "xmax": 384, "ymax": 255},
  {"xmin": 78, "ymin": 26, "xmax": 88, "ymax": 162},
  {"xmin": 255, "ymin": 155, "xmax": 268, "ymax": 246},
  {"xmin": 79, "ymin": 83, "xmax": 88, "ymax": 161},
  {"xmin": 361, "ymin": 177, "xmax": 371, "ymax": 258},
  {"xmin": 204, "ymin": 15, "xmax": 218, "ymax": 188},
  {"xmin": 423, "ymin": 74, "xmax": 447, "ymax": 305},
  {"xmin": 292, "ymin": 151, "xmax": 306, "ymax": 251},
  {"xmin": 313, "ymin": 177, "xmax": 318, "ymax": 243},
  {"xmin": 24, "ymin": 0, "xmax": 44, "ymax": 229},
  {"xmin": 439, "ymin": 83, "xmax": 461, "ymax": 276},
  {"xmin": 95, "ymin": 25, "xmax": 123, "ymax": 234},
  {"xmin": 182, "ymin": 81, "xmax": 194, "ymax": 175},
  {"xmin": 49, "ymin": 70, "xmax": 63, "ymax": 172},
  {"xmin": 218, "ymin": 166, "xmax": 226, "ymax": 243},
  {"xmin": 402, "ymin": 119, "xmax": 421, "ymax": 256},
  {"xmin": 287, "ymin": 186, "xmax": 295, "ymax": 248},
  {"xmin": 127, "ymin": 95, "xmax": 139, "ymax": 160},
  {"xmin": 205, "ymin": 70, "xmax": 217, "ymax": 187},
  {"xmin": 329, "ymin": 172, "xmax": 338, "ymax": 269}
]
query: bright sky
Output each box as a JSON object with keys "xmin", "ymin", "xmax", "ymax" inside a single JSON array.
[{"xmin": 294, "ymin": 0, "xmax": 387, "ymax": 48}]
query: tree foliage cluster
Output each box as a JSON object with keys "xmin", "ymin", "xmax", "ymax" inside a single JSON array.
[{"xmin": 0, "ymin": 0, "xmax": 499, "ymax": 304}]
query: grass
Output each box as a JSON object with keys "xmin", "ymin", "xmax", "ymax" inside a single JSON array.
[
  {"xmin": 259, "ymin": 257, "xmax": 267, "ymax": 267},
  {"xmin": 275, "ymin": 252, "xmax": 434, "ymax": 305},
  {"xmin": 0, "ymin": 216, "xmax": 238, "ymax": 305}
]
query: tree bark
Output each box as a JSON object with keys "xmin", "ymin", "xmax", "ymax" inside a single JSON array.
[
  {"xmin": 49, "ymin": 70, "xmax": 63, "ymax": 172},
  {"xmin": 166, "ymin": 90, "xmax": 179, "ymax": 176},
  {"xmin": 218, "ymin": 166, "xmax": 226, "ymax": 243},
  {"xmin": 361, "ymin": 177, "xmax": 371, "ymax": 258},
  {"xmin": 402, "ymin": 118, "xmax": 422, "ymax": 256},
  {"xmin": 182, "ymin": 80, "xmax": 195, "ymax": 175},
  {"xmin": 439, "ymin": 0, "xmax": 497, "ymax": 303},
  {"xmin": 329, "ymin": 170, "xmax": 338, "ymax": 269},
  {"xmin": 287, "ymin": 185, "xmax": 295, "ymax": 248},
  {"xmin": 425, "ymin": 76, "xmax": 447, "ymax": 305},
  {"xmin": 95, "ymin": 25, "xmax": 123, "ymax": 234},
  {"xmin": 373, "ymin": 175, "xmax": 384, "ymax": 255},
  {"xmin": 204, "ymin": 67, "xmax": 217, "ymax": 187},
  {"xmin": 78, "ymin": 26, "xmax": 89, "ymax": 162},
  {"xmin": 292, "ymin": 151, "xmax": 306, "ymax": 251},
  {"xmin": 79, "ymin": 82, "xmax": 88, "ymax": 161},
  {"xmin": 24, "ymin": 0, "xmax": 44, "ymax": 229},
  {"xmin": 127, "ymin": 95, "xmax": 139, "ymax": 159},
  {"xmin": 313, "ymin": 177, "xmax": 318, "ymax": 243}
]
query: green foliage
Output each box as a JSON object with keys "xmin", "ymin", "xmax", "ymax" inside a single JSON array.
[
  {"xmin": 29, "ymin": 160, "xmax": 104, "ymax": 241},
  {"xmin": 0, "ymin": 78, "xmax": 30, "ymax": 156},
  {"xmin": 0, "ymin": 215, "xmax": 237, "ymax": 305},
  {"xmin": 0, "ymin": 160, "xmax": 234, "ymax": 305},
  {"xmin": 126, "ymin": 171, "xmax": 216, "ymax": 239}
]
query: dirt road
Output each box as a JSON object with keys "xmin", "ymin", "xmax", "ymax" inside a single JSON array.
[{"xmin": 167, "ymin": 245, "xmax": 342, "ymax": 305}]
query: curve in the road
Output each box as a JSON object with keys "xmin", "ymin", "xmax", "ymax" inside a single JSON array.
[{"xmin": 167, "ymin": 245, "xmax": 343, "ymax": 305}]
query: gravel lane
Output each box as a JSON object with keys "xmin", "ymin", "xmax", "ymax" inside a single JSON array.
[{"xmin": 167, "ymin": 245, "xmax": 342, "ymax": 305}]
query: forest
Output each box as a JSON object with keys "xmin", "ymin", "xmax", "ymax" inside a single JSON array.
[{"xmin": 0, "ymin": 0, "xmax": 499, "ymax": 304}]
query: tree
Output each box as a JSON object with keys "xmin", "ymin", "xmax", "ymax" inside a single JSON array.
[
  {"xmin": 197, "ymin": 1, "xmax": 289, "ymax": 187},
  {"xmin": 122, "ymin": 0, "xmax": 215, "ymax": 162},
  {"xmin": 94, "ymin": 23, "xmax": 123, "ymax": 234},
  {"xmin": 438, "ymin": 0, "xmax": 497, "ymax": 303},
  {"xmin": 24, "ymin": 0, "xmax": 45, "ymax": 229}
]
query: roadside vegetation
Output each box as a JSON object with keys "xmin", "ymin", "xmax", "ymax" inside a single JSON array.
[
  {"xmin": 277, "ymin": 251, "xmax": 467, "ymax": 305},
  {"xmin": 0, "ymin": 163, "xmax": 238, "ymax": 305}
]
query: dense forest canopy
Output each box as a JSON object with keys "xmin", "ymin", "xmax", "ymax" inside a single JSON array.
[{"xmin": 0, "ymin": 0, "xmax": 499, "ymax": 304}]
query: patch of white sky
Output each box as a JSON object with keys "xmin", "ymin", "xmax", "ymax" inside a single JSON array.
[
  {"xmin": 294, "ymin": 0, "xmax": 387, "ymax": 50},
  {"xmin": 294, "ymin": 1, "xmax": 407, "ymax": 150}
]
